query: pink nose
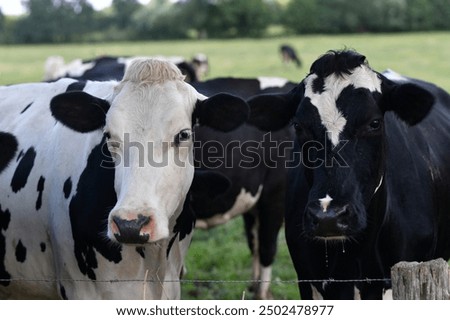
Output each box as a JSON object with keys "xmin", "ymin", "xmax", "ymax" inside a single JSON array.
[{"xmin": 112, "ymin": 214, "xmax": 150, "ymax": 244}]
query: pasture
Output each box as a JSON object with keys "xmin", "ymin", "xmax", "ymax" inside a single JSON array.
[
  {"xmin": 0, "ymin": 32, "xmax": 449, "ymax": 300},
  {"xmin": 1, "ymin": 32, "xmax": 449, "ymax": 91}
]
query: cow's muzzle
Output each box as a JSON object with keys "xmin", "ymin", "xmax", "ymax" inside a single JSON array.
[
  {"xmin": 305, "ymin": 204, "xmax": 351, "ymax": 239},
  {"xmin": 112, "ymin": 214, "xmax": 150, "ymax": 244}
]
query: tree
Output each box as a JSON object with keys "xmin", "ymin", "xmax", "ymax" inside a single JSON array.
[
  {"xmin": 111, "ymin": 0, "xmax": 141, "ymax": 29},
  {"xmin": 201, "ymin": 0, "xmax": 271, "ymax": 38},
  {"xmin": 282, "ymin": 0, "xmax": 322, "ymax": 34},
  {"xmin": 132, "ymin": 0, "xmax": 187, "ymax": 40},
  {"xmin": 176, "ymin": 0, "xmax": 210, "ymax": 38},
  {"xmin": 13, "ymin": 0, "xmax": 94, "ymax": 43}
]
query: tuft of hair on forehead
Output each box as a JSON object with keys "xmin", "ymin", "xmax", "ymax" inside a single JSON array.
[
  {"xmin": 309, "ymin": 50, "xmax": 367, "ymax": 79},
  {"xmin": 121, "ymin": 58, "xmax": 185, "ymax": 84}
]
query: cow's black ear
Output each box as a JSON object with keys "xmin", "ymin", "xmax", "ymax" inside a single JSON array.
[
  {"xmin": 50, "ymin": 91, "xmax": 111, "ymax": 133},
  {"xmin": 246, "ymin": 94, "xmax": 296, "ymax": 131},
  {"xmin": 190, "ymin": 170, "xmax": 231, "ymax": 200},
  {"xmin": 247, "ymin": 84, "xmax": 303, "ymax": 131},
  {"xmin": 0, "ymin": 132, "xmax": 18, "ymax": 173},
  {"xmin": 381, "ymin": 81, "xmax": 434, "ymax": 126},
  {"xmin": 194, "ymin": 93, "xmax": 249, "ymax": 132}
]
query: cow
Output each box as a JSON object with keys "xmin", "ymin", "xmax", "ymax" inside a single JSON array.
[
  {"xmin": 191, "ymin": 53, "xmax": 209, "ymax": 80},
  {"xmin": 40, "ymin": 65, "xmax": 297, "ymax": 299},
  {"xmin": 280, "ymin": 44, "xmax": 302, "ymax": 68},
  {"xmin": 246, "ymin": 49, "xmax": 450, "ymax": 299},
  {"xmin": 191, "ymin": 76, "xmax": 296, "ymax": 98},
  {"xmin": 43, "ymin": 55, "xmax": 203, "ymax": 83},
  {"xmin": 0, "ymin": 58, "xmax": 251, "ymax": 299},
  {"xmin": 189, "ymin": 76, "xmax": 297, "ymax": 299}
]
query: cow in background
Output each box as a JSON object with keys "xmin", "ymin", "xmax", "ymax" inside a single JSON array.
[
  {"xmin": 190, "ymin": 76, "xmax": 297, "ymax": 299},
  {"xmin": 43, "ymin": 54, "xmax": 208, "ymax": 83},
  {"xmin": 280, "ymin": 44, "xmax": 302, "ymax": 68},
  {"xmin": 191, "ymin": 53, "xmax": 209, "ymax": 80},
  {"xmin": 0, "ymin": 58, "xmax": 250, "ymax": 299},
  {"xmin": 246, "ymin": 50, "xmax": 450, "ymax": 299}
]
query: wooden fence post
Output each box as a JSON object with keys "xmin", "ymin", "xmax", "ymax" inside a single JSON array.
[{"xmin": 391, "ymin": 258, "xmax": 450, "ymax": 299}]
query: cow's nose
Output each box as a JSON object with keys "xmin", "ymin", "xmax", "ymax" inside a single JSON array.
[
  {"xmin": 112, "ymin": 214, "xmax": 150, "ymax": 244},
  {"xmin": 306, "ymin": 205, "xmax": 350, "ymax": 238}
]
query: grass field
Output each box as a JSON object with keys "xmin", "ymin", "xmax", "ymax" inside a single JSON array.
[
  {"xmin": 0, "ymin": 32, "xmax": 449, "ymax": 91},
  {"xmin": 1, "ymin": 32, "xmax": 448, "ymax": 300}
]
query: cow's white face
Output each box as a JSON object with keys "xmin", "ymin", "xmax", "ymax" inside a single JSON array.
[
  {"xmin": 105, "ymin": 78, "xmax": 197, "ymax": 243},
  {"xmin": 50, "ymin": 58, "xmax": 250, "ymax": 245}
]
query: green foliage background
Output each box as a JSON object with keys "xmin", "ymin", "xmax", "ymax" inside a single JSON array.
[{"xmin": 0, "ymin": 0, "xmax": 449, "ymax": 43}]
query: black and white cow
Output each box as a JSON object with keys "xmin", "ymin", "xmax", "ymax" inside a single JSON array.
[
  {"xmin": 43, "ymin": 55, "xmax": 204, "ymax": 83},
  {"xmin": 42, "ymin": 63, "xmax": 297, "ymax": 299},
  {"xmin": 189, "ymin": 76, "xmax": 297, "ymax": 299},
  {"xmin": 0, "ymin": 58, "xmax": 250, "ymax": 299},
  {"xmin": 247, "ymin": 50, "xmax": 450, "ymax": 299},
  {"xmin": 191, "ymin": 76, "xmax": 296, "ymax": 97}
]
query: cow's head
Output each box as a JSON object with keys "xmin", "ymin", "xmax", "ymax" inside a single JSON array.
[
  {"xmin": 50, "ymin": 58, "xmax": 249, "ymax": 245},
  {"xmin": 248, "ymin": 50, "xmax": 434, "ymax": 241}
]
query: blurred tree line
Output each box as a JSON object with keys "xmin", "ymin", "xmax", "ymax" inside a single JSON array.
[{"xmin": 0, "ymin": 0, "xmax": 449, "ymax": 44}]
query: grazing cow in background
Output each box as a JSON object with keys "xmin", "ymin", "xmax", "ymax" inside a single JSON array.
[
  {"xmin": 191, "ymin": 53, "xmax": 210, "ymax": 80},
  {"xmin": 0, "ymin": 58, "xmax": 250, "ymax": 299},
  {"xmin": 189, "ymin": 76, "xmax": 297, "ymax": 299},
  {"xmin": 280, "ymin": 44, "xmax": 302, "ymax": 68},
  {"xmin": 247, "ymin": 50, "xmax": 450, "ymax": 299},
  {"xmin": 43, "ymin": 54, "xmax": 206, "ymax": 83}
]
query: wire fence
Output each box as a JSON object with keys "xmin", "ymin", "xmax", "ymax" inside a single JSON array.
[{"xmin": 0, "ymin": 277, "xmax": 391, "ymax": 284}]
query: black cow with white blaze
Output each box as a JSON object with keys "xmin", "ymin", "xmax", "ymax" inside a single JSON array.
[
  {"xmin": 247, "ymin": 50, "xmax": 450, "ymax": 299},
  {"xmin": 0, "ymin": 58, "xmax": 250, "ymax": 299},
  {"xmin": 190, "ymin": 76, "xmax": 296, "ymax": 299}
]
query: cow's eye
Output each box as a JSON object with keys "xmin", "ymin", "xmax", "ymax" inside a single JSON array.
[
  {"xmin": 174, "ymin": 129, "xmax": 191, "ymax": 146},
  {"xmin": 368, "ymin": 119, "xmax": 382, "ymax": 131},
  {"xmin": 292, "ymin": 121, "xmax": 302, "ymax": 132}
]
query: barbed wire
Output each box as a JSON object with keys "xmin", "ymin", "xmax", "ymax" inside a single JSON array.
[{"xmin": 0, "ymin": 277, "xmax": 391, "ymax": 284}]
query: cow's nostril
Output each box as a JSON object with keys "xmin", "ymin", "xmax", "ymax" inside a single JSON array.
[
  {"xmin": 306, "ymin": 207, "xmax": 320, "ymax": 226},
  {"xmin": 305, "ymin": 204, "xmax": 352, "ymax": 238},
  {"xmin": 112, "ymin": 215, "xmax": 151, "ymax": 244}
]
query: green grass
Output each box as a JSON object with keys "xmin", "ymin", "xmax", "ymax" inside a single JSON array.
[
  {"xmin": 1, "ymin": 32, "xmax": 449, "ymax": 92},
  {"xmin": 181, "ymin": 218, "xmax": 299, "ymax": 300},
  {"xmin": 1, "ymin": 32, "xmax": 449, "ymax": 299}
]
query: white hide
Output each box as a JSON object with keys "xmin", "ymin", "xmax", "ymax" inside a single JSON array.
[{"xmin": 257, "ymin": 77, "xmax": 289, "ymax": 90}]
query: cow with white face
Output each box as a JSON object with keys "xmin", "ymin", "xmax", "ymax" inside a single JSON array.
[
  {"xmin": 248, "ymin": 50, "xmax": 450, "ymax": 299},
  {"xmin": 0, "ymin": 58, "xmax": 249, "ymax": 299}
]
